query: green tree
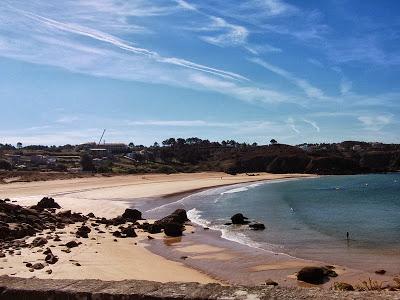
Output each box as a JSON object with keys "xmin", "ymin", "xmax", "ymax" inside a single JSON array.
[
  {"xmin": 270, "ymin": 139, "xmax": 278, "ymax": 145},
  {"xmin": 80, "ymin": 153, "xmax": 95, "ymax": 172}
]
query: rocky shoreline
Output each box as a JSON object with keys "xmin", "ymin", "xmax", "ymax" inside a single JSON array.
[
  {"xmin": 1, "ymin": 275, "xmax": 399, "ymax": 300},
  {"xmin": 1, "ymin": 197, "xmax": 400, "ymax": 298}
]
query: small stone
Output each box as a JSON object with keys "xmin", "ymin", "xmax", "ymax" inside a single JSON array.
[
  {"xmin": 147, "ymin": 235, "xmax": 154, "ymax": 240},
  {"xmin": 46, "ymin": 269, "xmax": 53, "ymax": 274},
  {"xmin": 32, "ymin": 263, "xmax": 45, "ymax": 270},
  {"xmin": 31, "ymin": 237, "xmax": 48, "ymax": 247},
  {"xmin": 264, "ymin": 279, "xmax": 278, "ymax": 286},
  {"xmin": 375, "ymin": 269, "xmax": 386, "ymax": 275},
  {"xmin": 333, "ymin": 282, "xmax": 354, "ymax": 291}
]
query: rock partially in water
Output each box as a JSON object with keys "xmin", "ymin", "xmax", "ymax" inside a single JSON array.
[
  {"xmin": 164, "ymin": 223, "xmax": 183, "ymax": 237},
  {"xmin": 249, "ymin": 223, "xmax": 266, "ymax": 230},
  {"xmin": 230, "ymin": 213, "xmax": 249, "ymax": 225}
]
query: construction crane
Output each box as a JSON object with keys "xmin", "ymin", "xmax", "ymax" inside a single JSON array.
[{"xmin": 98, "ymin": 129, "xmax": 106, "ymax": 145}]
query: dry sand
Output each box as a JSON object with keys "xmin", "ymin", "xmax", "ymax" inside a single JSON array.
[{"xmin": 0, "ymin": 172, "xmax": 314, "ymax": 283}]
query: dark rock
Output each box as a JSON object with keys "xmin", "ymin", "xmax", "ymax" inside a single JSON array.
[
  {"xmin": 375, "ymin": 269, "xmax": 386, "ymax": 275},
  {"xmin": 31, "ymin": 237, "xmax": 48, "ymax": 247},
  {"xmin": 264, "ymin": 279, "xmax": 278, "ymax": 286},
  {"xmin": 45, "ymin": 253, "xmax": 58, "ymax": 264},
  {"xmin": 138, "ymin": 222, "xmax": 162, "ymax": 234},
  {"xmin": 154, "ymin": 209, "xmax": 189, "ymax": 228},
  {"xmin": 65, "ymin": 241, "xmax": 79, "ymax": 248},
  {"xmin": 121, "ymin": 209, "xmax": 142, "ymax": 222},
  {"xmin": 147, "ymin": 235, "xmax": 154, "ymax": 240},
  {"xmin": 112, "ymin": 231, "xmax": 121, "ymax": 238},
  {"xmin": 87, "ymin": 212, "xmax": 95, "ymax": 218},
  {"xmin": 32, "ymin": 263, "xmax": 45, "ymax": 270},
  {"xmin": 0, "ymin": 252, "xmax": 5, "ymax": 258},
  {"xmin": 249, "ymin": 223, "xmax": 266, "ymax": 230},
  {"xmin": 46, "ymin": 269, "xmax": 52, "ymax": 274},
  {"xmin": 164, "ymin": 222, "xmax": 183, "ymax": 237},
  {"xmin": 43, "ymin": 248, "xmax": 52, "ymax": 255},
  {"xmin": 121, "ymin": 226, "xmax": 137, "ymax": 238},
  {"xmin": 297, "ymin": 267, "xmax": 326, "ymax": 284},
  {"xmin": 231, "ymin": 213, "xmax": 249, "ymax": 225},
  {"xmin": 25, "ymin": 263, "xmax": 32, "ymax": 268},
  {"xmin": 36, "ymin": 197, "xmax": 61, "ymax": 209},
  {"xmin": 76, "ymin": 225, "xmax": 91, "ymax": 238}
]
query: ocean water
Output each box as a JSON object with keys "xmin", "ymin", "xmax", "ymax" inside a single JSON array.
[{"xmin": 146, "ymin": 174, "xmax": 400, "ymax": 272}]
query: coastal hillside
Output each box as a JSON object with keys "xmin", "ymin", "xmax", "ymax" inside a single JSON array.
[{"xmin": 1, "ymin": 140, "xmax": 399, "ymax": 178}]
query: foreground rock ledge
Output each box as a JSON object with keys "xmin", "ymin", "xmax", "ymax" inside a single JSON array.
[{"xmin": 0, "ymin": 276, "xmax": 399, "ymax": 300}]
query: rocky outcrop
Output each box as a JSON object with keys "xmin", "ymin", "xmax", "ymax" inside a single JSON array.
[
  {"xmin": 0, "ymin": 276, "xmax": 398, "ymax": 300},
  {"xmin": 35, "ymin": 197, "xmax": 61, "ymax": 209}
]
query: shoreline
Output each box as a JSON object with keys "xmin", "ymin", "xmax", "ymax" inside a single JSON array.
[
  {"xmin": 0, "ymin": 172, "xmax": 313, "ymax": 284},
  {"xmin": 142, "ymin": 180, "xmax": 396, "ymax": 288},
  {"xmin": 1, "ymin": 171, "xmax": 398, "ymax": 290}
]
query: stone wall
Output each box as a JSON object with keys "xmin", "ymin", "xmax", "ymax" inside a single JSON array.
[{"xmin": 0, "ymin": 276, "xmax": 399, "ymax": 300}]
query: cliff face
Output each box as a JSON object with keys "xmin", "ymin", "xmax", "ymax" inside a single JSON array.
[{"xmin": 224, "ymin": 143, "xmax": 400, "ymax": 175}]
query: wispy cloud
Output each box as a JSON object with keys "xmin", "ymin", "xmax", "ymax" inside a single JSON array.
[
  {"xmin": 250, "ymin": 58, "xmax": 326, "ymax": 100},
  {"xmin": 357, "ymin": 114, "xmax": 393, "ymax": 131},
  {"xmin": 286, "ymin": 117, "xmax": 300, "ymax": 134},
  {"xmin": 302, "ymin": 119, "xmax": 320, "ymax": 132},
  {"xmin": 340, "ymin": 78, "xmax": 352, "ymax": 95},
  {"xmin": 200, "ymin": 16, "xmax": 249, "ymax": 47}
]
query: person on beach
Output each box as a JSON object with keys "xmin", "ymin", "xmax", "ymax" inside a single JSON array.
[{"xmin": 346, "ymin": 232, "xmax": 349, "ymax": 240}]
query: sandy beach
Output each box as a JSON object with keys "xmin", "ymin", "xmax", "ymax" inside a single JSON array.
[
  {"xmin": 1, "ymin": 171, "xmax": 396, "ymax": 290},
  {"xmin": 0, "ymin": 172, "xmax": 315, "ymax": 284}
]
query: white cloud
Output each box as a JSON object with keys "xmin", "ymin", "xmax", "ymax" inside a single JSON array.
[
  {"xmin": 357, "ymin": 115, "xmax": 393, "ymax": 131},
  {"xmin": 250, "ymin": 58, "xmax": 326, "ymax": 100},
  {"xmin": 190, "ymin": 73, "xmax": 296, "ymax": 104},
  {"xmin": 340, "ymin": 78, "xmax": 352, "ymax": 95},
  {"xmin": 200, "ymin": 17, "xmax": 249, "ymax": 47}
]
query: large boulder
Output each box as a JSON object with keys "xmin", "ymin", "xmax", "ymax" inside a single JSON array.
[
  {"xmin": 138, "ymin": 222, "xmax": 163, "ymax": 234},
  {"xmin": 297, "ymin": 267, "xmax": 326, "ymax": 284},
  {"xmin": 36, "ymin": 197, "xmax": 61, "ymax": 209},
  {"xmin": 164, "ymin": 222, "xmax": 183, "ymax": 237},
  {"xmin": 121, "ymin": 209, "xmax": 142, "ymax": 222},
  {"xmin": 154, "ymin": 209, "xmax": 188, "ymax": 228},
  {"xmin": 231, "ymin": 213, "xmax": 249, "ymax": 225},
  {"xmin": 297, "ymin": 266, "xmax": 337, "ymax": 284}
]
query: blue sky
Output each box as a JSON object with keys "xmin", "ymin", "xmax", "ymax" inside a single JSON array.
[{"xmin": 0, "ymin": 0, "xmax": 399, "ymax": 146}]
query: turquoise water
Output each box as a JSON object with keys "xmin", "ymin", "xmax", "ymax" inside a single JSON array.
[{"xmin": 148, "ymin": 174, "xmax": 400, "ymax": 272}]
